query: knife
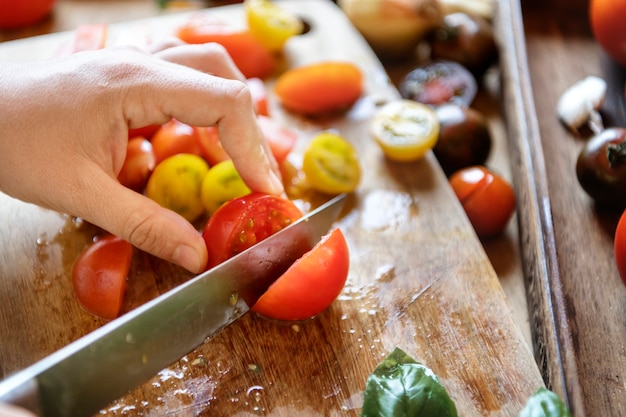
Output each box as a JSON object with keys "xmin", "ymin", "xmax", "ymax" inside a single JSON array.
[{"xmin": 0, "ymin": 193, "xmax": 346, "ymax": 417}]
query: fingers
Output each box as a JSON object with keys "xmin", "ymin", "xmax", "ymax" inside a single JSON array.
[{"xmin": 154, "ymin": 42, "xmax": 246, "ymax": 81}]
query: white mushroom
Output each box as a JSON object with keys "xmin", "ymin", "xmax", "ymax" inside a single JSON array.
[{"xmin": 556, "ymin": 75, "xmax": 607, "ymax": 134}]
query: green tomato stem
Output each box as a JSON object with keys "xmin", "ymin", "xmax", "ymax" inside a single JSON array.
[{"xmin": 606, "ymin": 140, "xmax": 626, "ymax": 168}]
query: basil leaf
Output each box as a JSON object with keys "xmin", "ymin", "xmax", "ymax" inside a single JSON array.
[
  {"xmin": 361, "ymin": 347, "xmax": 458, "ymax": 417},
  {"xmin": 519, "ymin": 387, "xmax": 572, "ymax": 417}
]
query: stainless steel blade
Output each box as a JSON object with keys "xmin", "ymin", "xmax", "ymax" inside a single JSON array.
[{"xmin": 0, "ymin": 193, "xmax": 346, "ymax": 417}]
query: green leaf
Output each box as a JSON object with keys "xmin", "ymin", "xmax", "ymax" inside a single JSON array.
[
  {"xmin": 361, "ymin": 347, "xmax": 458, "ymax": 417},
  {"xmin": 519, "ymin": 387, "xmax": 572, "ymax": 417}
]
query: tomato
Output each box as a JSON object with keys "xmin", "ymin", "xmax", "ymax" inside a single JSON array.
[
  {"xmin": 247, "ymin": 77, "xmax": 270, "ymax": 116},
  {"xmin": 128, "ymin": 125, "xmax": 160, "ymax": 141},
  {"xmin": 614, "ymin": 209, "xmax": 626, "ymax": 287},
  {"xmin": 251, "ymin": 228, "xmax": 350, "ymax": 321},
  {"xmin": 434, "ymin": 103, "xmax": 491, "ymax": 176},
  {"xmin": 0, "ymin": 0, "xmax": 56, "ymax": 29},
  {"xmin": 370, "ymin": 100, "xmax": 440, "ymax": 162},
  {"xmin": 576, "ymin": 127, "xmax": 626, "ymax": 208},
  {"xmin": 274, "ymin": 61, "xmax": 364, "ymax": 115},
  {"xmin": 590, "ymin": 0, "xmax": 626, "ymax": 67},
  {"xmin": 449, "ymin": 166, "xmax": 516, "ymax": 238},
  {"xmin": 244, "ymin": 0, "xmax": 304, "ymax": 52},
  {"xmin": 257, "ymin": 115, "xmax": 298, "ymax": 163},
  {"xmin": 302, "ymin": 131, "xmax": 361, "ymax": 194},
  {"xmin": 175, "ymin": 13, "xmax": 275, "ymax": 79},
  {"xmin": 195, "ymin": 126, "xmax": 231, "ymax": 166},
  {"xmin": 201, "ymin": 160, "xmax": 252, "ymax": 215},
  {"xmin": 202, "ymin": 193, "xmax": 303, "ymax": 269},
  {"xmin": 72, "ymin": 235, "xmax": 134, "ymax": 320},
  {"xmin": 117, "ymin": 137, "xmax": 156, "ymax": 192},
  {"xmin": 146, "ymin": 154, "xmax": 210, "ymax": 222},
  {"xmin": 151, "ymin": 119, "xmax": 203, "ymax": 164},
  {"xmin": 399, "ymin": 61, "xmax": 477, "ymax": 107}
]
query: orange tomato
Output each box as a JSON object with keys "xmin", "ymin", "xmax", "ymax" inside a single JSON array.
[
  {"xmin": 589, "ymin": 0, "xmax": 626, "ymax": 66},
  {"xmin": 274, "ymin": 61, "xmax": 363, "ymax": 115},
  {"xmin": 151, "ymin": 119, "xmax": 203, "ymax": 164},
  {"xmin": 0, "ymin": 0, "xmax": 56, "ymax": 29}
]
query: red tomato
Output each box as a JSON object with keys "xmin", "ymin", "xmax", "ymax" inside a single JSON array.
[
  {"xmin": 614, "ymin": 209, "xmax": 626, "ymax": 287},
  {"xmin": 72, "ymin": 236, "xmax": 134, "ymax": 320},
  {"xmin": 251, "ymin": 228, "xmax": 350, "ymax": 321},
  {"xmin": 151, "ymin": 119, "xmax": 203, "ymax": 164},
  {"xmin": 0, "ymin": 0, "xmax": 56, "ymax": 29},
  {"xmin": 196, "ymin": 126, "xmax": 231, "ymax": 166},
  {"xmin": 449, "ymin": 166, "xmax": 516, "ymax": 238},
  {"xmin": 128, "ymin": 125, "xmax": 161, "ymax": 141},
  {"xmin": 247, "ymin": 77, "xmax": 270, "ymax": 116},
  {"xmin": 256, "ymin": 115, "xmax": 298, "ymax": 163},
  {"xmin": 118, "ymin": 137, "xmax": 156, "ymax": 192},
  {"xmin": 590, "ymin": 0, "xmax": 626, "ymax": 66},
  {"xmin": 202, "ymin": 193, "xmax": 303, "ymax": 269},
  {"xmin": 175, "ymin": 13, "xmax": 275, "ymax": 79}
]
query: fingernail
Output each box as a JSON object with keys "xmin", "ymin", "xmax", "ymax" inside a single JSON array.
[
  {"xmin": 268, "ymin": 170, "xmax": 285, "ymax": 196},
  {"xmin": 173, "ymin": 244, "xmax": 204, "ymax": 274}
]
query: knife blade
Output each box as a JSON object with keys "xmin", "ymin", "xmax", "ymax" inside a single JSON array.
[{"xmin": 0, "ymin": 193, "xmax": 346, "ymax": 417}]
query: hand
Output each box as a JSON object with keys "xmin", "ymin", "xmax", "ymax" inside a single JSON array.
[{"xmin": 0, "ymin": 43, "xmax": 284, "ymax": 273}]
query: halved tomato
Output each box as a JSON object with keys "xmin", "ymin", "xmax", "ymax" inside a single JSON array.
[
  {"xmin": 202, "ymin": 193, "xmax": 303, "ymax": 269},
  {"xmin": 257, "ymin": 115, "xmax": 298, "ymax": 163},
  {"xmin": 251, "ymin": 228, "xmax": 349, "ymax": 321},
  {"xmin": 72, "ymin": 235, "xmax": 134, "ymax": 320}
]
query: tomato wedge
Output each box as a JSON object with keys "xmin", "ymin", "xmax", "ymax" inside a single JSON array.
[
  {"xmin": 251, "ymin": 228, "xmax": 350, "ymax": 321},
  {"xmin": 202, "ymin": 193, "xmax": 303, "ymax": 269},
  {"xmin": 72, "ymin": 235, "xmax": 134, "ymax": 320}
]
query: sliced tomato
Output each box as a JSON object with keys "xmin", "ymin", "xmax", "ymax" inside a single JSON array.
[
  {"xmin": 251, "ymin": 228, "xmax": 350, "ymax": 321},
  {"xmin": 257, "ymin": 115, "xmax": 298, "ymax": 163},
  {"xmin": 175, "ymin": 13, "xmax": 275, "ymax": 79},
  {"xmin": 202, "ymin": 193, "xmax": 303, "ymax": 269},
  {"xmin": 196, "ymin": 126, "xmax": 231, "ymax": 166},
  {"xmin": 151, "ymin": 119, "xmax": 203, "ymax": 164},
  {"xmin": 117, "ymin": 137, "xmax": 156, "ymax": 192},
  {"xmin": 72, "ymin": 235, "xmax": 134, "ymax": 320}
]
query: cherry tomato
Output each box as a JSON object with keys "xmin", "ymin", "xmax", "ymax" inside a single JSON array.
[
  {"xmin": 202, "ymin": 193, "xmax": 303, "ymax": 269},
  {"xmin": 257, "ymin": 115, "xmax": 298, "ymax": 163},
  {"xmin": 72, "ymin": 235, "xmax": 134, "ymax": 320},
  {"xmin": 247, "ymin": 77, "xmax": 271, "ymax": 117},
  {"xmin": 614, "ymin": 209, "xmax": 626, "ymax": 287},
  {"xmin": 589, "ymin": 0, "xmax": 626, "ymax": 67},
  {"xmin": 175, "ymin": 13, "xmax": 275, "ymax": 79},
  {"xmin": 117, "ymin": 137, "xmax": 156, "ymax": 192},
  {"xmin": 399, "ymin": 61, "xmax": 477, "ymax": 107},
  {"xmin": 302, "ymin": 131, "xmax": 361, "ymax": 194},
  {"xmin": 576, "ymin": 127, "xmax": 626, "ymax": 208},
  {"xmin": 195, "ymin": 126, "xmax": 231, "ymax": 166},
  {"xmin": 128, "ymin": 125, "xmax": 160, "ymax": 141},
  {"xmin": 449, "ymin": 166, "xmax": 516, "ymax": 238},
  {"xmin": 0, "ymin": 0, "xmax": 56, "ymax": 29},
  {"xmin": 244, "ymin": 0, "xmax": 304, "ymax": 52},
  {"xmin": 151, "ymin": 119, "xmax": 203, "ymax": 164},
  {"xmin": 370, "ymin": 100, "xmax": 440, "ymax": 162},
  {"xmin": 252, "ymin": 228, "xmax": 350, "ymax": 321},
  {"xmin": 146, "ymin": 154, "xmax": 210, "ymax": 222},
  {"xmin": 274, "ymin": 61, "xmax": 364, "ymax": 115},
  {"xmin": 200, "ymin": 160, "xmax": 251, "ymax": 215},
  {"xmin": 434, "ymin": 103, "xmax": 491, "ymax": 176}
]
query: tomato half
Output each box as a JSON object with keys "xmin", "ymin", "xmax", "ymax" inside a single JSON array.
[
  {"xmin": 251, "ymin": 228, "xmax": 350, "ymax": 321},
  {"xmin": 202, "ymin": 193, "xmax": 303, "ymax": 269},
  {"xmin": 244, "ymin": 0, "xmax": 304, "ymax": 52},
  {"xmin": 72, "ymin": 235, "xmax": 134, "ymax": 320},
  {"xmin": 151, "ymin": 119, "xmax": 203, "ymax": 164},
  {"xmin": 614, "ymin": 209, "xmax": 626, "ymax": 287},
  {"xmin": 118, "ymin": 137, "xmax": 156, "ymax": 192},
  {"xmin": 590, "ymin": 0, "xmax": 626, "ymax": 67},
  {"xmin": 449, "ymin": 166, "xmax": 516, "ymax": 238}
]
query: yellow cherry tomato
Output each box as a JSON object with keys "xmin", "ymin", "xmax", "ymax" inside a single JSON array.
[
  {"xmin": 146, "ymin": 153, "xmax": 209, "ymax": 222},
  {"xmin": 201, "ymin": 159, "xmax": 252, "ymax": 215},
  {"xmin": 371, "ymin": 100, "xmax": 440, "ymax": 162},
  {"xmin": 302, "ymin": 131, "xmax": 361, "ymax": 194},
  {"xmin": 244, "ymin": 0, "xmax": 304, "ymax": 52}
]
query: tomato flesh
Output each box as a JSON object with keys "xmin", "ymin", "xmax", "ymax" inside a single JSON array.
[
  {"xmin": 251, "ymin": 228, "xmax": 350, "ymax": 321},
  {"xmin": 72, "ymin": 235, "xmax": 134, "ymax": 320},
  {"xmin": 202, "ymin": 193, "xmax": 303, "ymax": 269}
]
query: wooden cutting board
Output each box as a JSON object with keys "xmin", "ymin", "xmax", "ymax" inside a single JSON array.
[{"xmin": 0, "ymin": 1, "xmax": 545, "ymax": 415}]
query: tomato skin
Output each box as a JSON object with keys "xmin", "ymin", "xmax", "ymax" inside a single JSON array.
[
  {"xmin": 118, "ymin": 137, "xmax": 156, "ymax": 192},
  {"xmin": 128, "ymin": 125, "xmax": 161, "ymax": 141},
  {"xmin": 0, "ymin": 0, "xmax": 56, "ymax": 29},
  {"xmin": 202, "ymin": 193, "xmax": 303, "ymax": 269},
  {"xmin": 200, "ymin": 159, "xmax": 251, "ymax": 215},
  {"xmin": 590, "ymin": 0, "xmax": 626, "ymax": 67},
  {"xmin": 274, "ymin": 61, "xmax": 364, "ymax": 115},
  {"xmin": 244, "ymin": 0, "xmax": 304, "ymax": 52},
  {"xmin": 449, "ymin": 166, "xmax": 516, "ymax": 238},
  {"xmin": 614, "ymin": 209, "xmax": 626, "ymax": 287},
  {"xmin": 72, "ymin": 235, "xmax": 134, "ymax": 320},
  {"xmin": 195, "ymin": 126, "xmax": 231, "ymax": 166},
  {"xmin": 151, "ymin": 119, "xmax": 203, "ymax": 164},
  {"xmin": 256, "ymin": 115, "xmax": 298, "ymax": 163},
  {"xmin": 252, "ymin": 228, "xmax": 349, "ymax": 321}
]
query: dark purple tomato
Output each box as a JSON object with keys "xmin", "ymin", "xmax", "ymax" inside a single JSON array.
[{"xmin": 576, "ymin": 127, "xmax": 626, "ymax": 208}]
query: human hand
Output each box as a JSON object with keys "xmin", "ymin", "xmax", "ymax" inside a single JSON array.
[{"xmin": 0, "ymin": 43, "xmax": 284, "ymax": 273}]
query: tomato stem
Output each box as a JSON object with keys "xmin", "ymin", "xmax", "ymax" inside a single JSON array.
[{"xmin": 606, "ymin": 140, "xmax": 626, "ymax": 168}]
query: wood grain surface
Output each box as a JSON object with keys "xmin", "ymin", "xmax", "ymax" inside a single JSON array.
[{"xmin": 0, "ymin": 1, "xmax": 545, "ymax": 416}]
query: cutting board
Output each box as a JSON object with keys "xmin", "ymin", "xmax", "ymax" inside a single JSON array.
[{"xmin": 0, "ymin": 1, "xmax": 545, "ymax": 415}]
